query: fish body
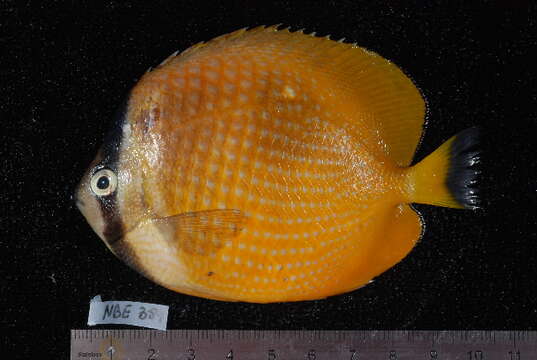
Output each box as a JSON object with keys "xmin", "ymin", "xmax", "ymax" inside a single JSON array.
[{"xmin": 76, "ymin": 27, "xmax": 479, "ymax": 302}]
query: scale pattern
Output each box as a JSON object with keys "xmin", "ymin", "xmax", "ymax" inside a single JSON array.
[{"xmin": 122, "ymin": 27, "xmax": 423, "ymax": 302}]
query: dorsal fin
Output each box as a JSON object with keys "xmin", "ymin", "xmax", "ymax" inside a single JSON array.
[{"xmin": 161, "ymin": 26, "xmax": 426, "ymax": 166}]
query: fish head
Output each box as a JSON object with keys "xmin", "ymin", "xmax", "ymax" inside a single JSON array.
[
  {"xmin": 75, "ymin": 96, "xmax": 147, "ymax": 256},
  {"xmin": 76, "ymin": 151, "xmax": 119, "ymax": 241}
]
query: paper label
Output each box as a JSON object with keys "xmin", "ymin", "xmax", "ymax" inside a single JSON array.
[{"xmin": 87, "ymin": 295, "xmax": 168, "ymax": 330}]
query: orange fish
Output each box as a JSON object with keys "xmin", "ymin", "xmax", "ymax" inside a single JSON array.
[{"xmin": 75, "ymin": 26, "xmax": 479, "ymax": 303}]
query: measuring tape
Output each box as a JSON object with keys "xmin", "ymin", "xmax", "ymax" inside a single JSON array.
[{"xmin": 71, "ymin": 330, "xmax": 536, "ymax": 359}]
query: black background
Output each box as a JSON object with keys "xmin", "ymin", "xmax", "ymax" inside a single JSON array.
[{"xmin": 2, "ymin": 0, "xmax": 537, "ymax": 358}]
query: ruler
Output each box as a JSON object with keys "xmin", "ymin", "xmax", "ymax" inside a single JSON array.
[{"xmin": 71, "ymin": 330, "xmax": 536, "ymax": 359}]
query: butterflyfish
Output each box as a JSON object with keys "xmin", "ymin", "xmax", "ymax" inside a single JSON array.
[{"xmin": 76, "ymin": 26, "xmax": 479, "ymax": 303}]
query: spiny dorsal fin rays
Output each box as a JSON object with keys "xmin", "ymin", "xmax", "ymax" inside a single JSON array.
[
  {"xmin": 156, "ymin": 25, "xmax": 351, "ymax": 67},
  {"xmin": 158, "ymin": 49, "xmax": 180, "ymax": 68},
  {"xmin": 159, "ymin": 26, "xmax": 345, "ymax": 70},
  {"xmin": 175, "ymin": 26, "xmax": 259, "ymax": 61},
  {"xmin": 147, "ymin": 26, "xmax": 268, "ymax": 73},
  {"xmin": 150, "ymin": 26, "xmax": 425, "ymax": 166},
  {"xmin": 176, "ymin": 40, "xmax": 208, "ymax": 58}
]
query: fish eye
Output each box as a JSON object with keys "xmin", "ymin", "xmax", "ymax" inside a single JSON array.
[{"xmin": 90, "ymin": 168, "xmax": 117, "ymax": 196}]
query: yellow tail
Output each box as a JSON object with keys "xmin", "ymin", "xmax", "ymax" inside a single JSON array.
[{"xmin": 407, "ymin": 127, "xmax": 480, "ymax": 209}]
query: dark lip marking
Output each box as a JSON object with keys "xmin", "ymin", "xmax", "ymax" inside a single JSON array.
[{"xmin": 99, "ymin": 194, "xmax": 124, "ymax": 244}]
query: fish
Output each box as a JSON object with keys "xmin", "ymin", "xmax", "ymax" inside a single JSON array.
[{"xmin": 75, "ymin": 26, "xmax": 479, "ymax": 303}]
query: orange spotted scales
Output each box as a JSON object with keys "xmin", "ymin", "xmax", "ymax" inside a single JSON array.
[{"xmin": 76, "ymin": 26, "xmax": 479, "ymax": 303}]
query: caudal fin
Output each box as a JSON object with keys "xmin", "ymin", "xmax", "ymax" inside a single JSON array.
[{"xmin": 407, "ymin": 127, "xmax": 480, "ymax": 209}]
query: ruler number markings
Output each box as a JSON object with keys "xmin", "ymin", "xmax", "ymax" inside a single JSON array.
[
  {"xmin": 467, "ymin": 350, "xmax": 484, "ymax": 360},
  {"xmin": 106, "ymin": 345, "xmax": 114, "ymax": 359},
  {"xmin": 508, "ymin": 350, "xmax": 521, "ymax": 360},
  {"xmin": 70, "ymin": 330, "xmax": 537, "ymax": 359},
  {"xmin": 147, "ymin": 348, "xmax": 157, "ymax": 360},
  {"xmin": 186, "ymin": 347, "xmax": 196, "ymax": 360}
]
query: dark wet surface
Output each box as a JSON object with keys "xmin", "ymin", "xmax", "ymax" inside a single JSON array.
[{"xmin": 2, "ymin": 1, "xmax": 536, "ymax": 358}]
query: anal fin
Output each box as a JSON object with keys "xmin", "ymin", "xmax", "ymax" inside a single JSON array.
[
  {"xmin": 374, "ymin": 204, "xmax": 422, "ymax": 272},
  {"xmin": 334, "ymin": 204, "xmax": 422, "ymax": 295}
]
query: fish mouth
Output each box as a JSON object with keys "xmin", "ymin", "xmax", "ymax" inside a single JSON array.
[
  {"xmin": 102, "ymin": 232, "xmax": 123, "ymax": 249},
  {"xmin": 75, "ymin": 172, "xmax": 151, "ymax": 250},
  {"xmin": 100, "ymin": 206, "xmax": 125, "ymax": 245}
]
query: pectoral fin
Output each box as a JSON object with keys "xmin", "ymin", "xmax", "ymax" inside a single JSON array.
[{"xmin": 149, "ymin": 209, "xmax": 247, "ymax": 256}]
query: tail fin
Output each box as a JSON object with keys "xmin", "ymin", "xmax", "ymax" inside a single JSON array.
[{"xmin": 407, "ymin": 127, "xmax": 480, "ymax": 209}]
